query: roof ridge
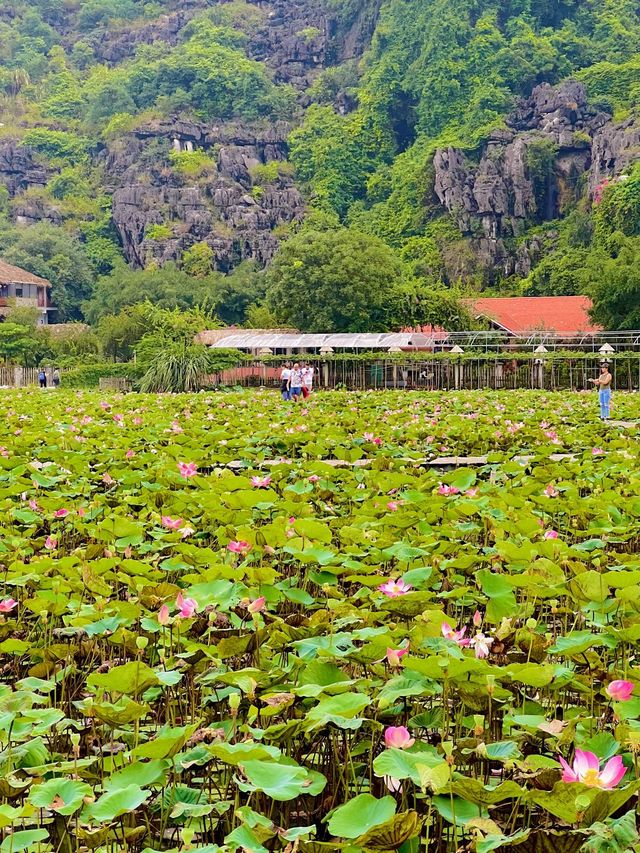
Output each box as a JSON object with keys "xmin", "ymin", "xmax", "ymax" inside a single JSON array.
[{"xmin": 0, "ymin": 259, "xmax": 51, "ymax": 287}]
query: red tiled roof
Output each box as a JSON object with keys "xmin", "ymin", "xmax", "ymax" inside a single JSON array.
[
  {"xmin": 0, "ymin": 259, "xmax": 51, "ymax": 287},
  {"xmin": 466, "ymin": 296, "xmax": 601, "ymax": 334}
]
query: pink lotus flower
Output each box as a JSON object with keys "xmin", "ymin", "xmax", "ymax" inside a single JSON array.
[
  {"xmin": 103, "ymin": 473, "xmax": 115, "ymax": 485},
  {"xmin": 544, "ymin": 529, "xmax": 558, "ymax": 540},
  {"xmin": 28, "ymin": 500, "xmax": 40, "ymax": 511},
  {"xmin": 53, "ymin": 509, "xmax": 69, "ymax": 518},
  {"xmin": 247, "ymin": 596, "xmax": 266, "ymax": 614},
  {"xmin": 386, "ymin": 647, "xmax": 409, "ymax": 667},
  {"xmin": 176, "ymin": 592, "xmax": 198, "ymax": 618},
  {"xmin": 544, "ymin": 484, "xmax": 559, "ymax": 498},
  {"xmin": 466, "ymin": 488, "xmax": 478, "ymax": 497},
  {"xmin": 387, "ymin": 501, "xmax": 399, "ymax": 511},
  {"xmin": 363, "ymin": 433, "xmax": 382, "ymax": 445},
  {"xmin": 378, "ymin": 578, "xmax": 412, "ymax": 598},
  {"xmin": 228, "ymin": 540, "xmax": 251, "ymax": 555},
  {"xmin": 438, "ymin": 484, "xmax": 460, "ymax": 496},
  {"xmin": 178, "ymin": 462, "xmax": 198, "ymax": 479},
  {"xmin": 384, "ymin": 726, "xmax": 415, "ymax": 749},
  {"xmin": 592, "ymin": 447, "xmax": 605, "ymax": 456},
  {"xmin": 308, "ymin": 475, "xmax": 320, "ymax": 483},
  {"xmin": 44, "ymin": 536, "xmax": 57, "ymax": 550},
  {"xmin": 99, "ymin": 401, "xmax": 110, "ymax": 410},
  {"xmin": 78, "ymin": 507, "xmax": 86, "ymax": 517},
  {"xmin": 471, "ymin": 632, "xmax": 494, "ymax": 659},
  {"xmin": 181, "ymin": 526, "xmax": 195, "ymax": 539},
  {"xmin": 161, "ymin": 516, "xmax": 183, "ymax": 530},
  {"xmin": 606, "ymin": 680, "xmax": 634, "ymax": 702},
  {"xmin": 473, "ymin": 610, "xmax": 483, "ymax": 628},
  {"xmin": 158, "ymin": 604, "xmax": 171, "ymax": 626},
  {"xmin": 0, "ymin": 599, "xmax": 17, "ymax": 613},
  {"xmin": 126, "ymin": 449, "xmax": 135, "ymax": 459},
  {"xmin": 559, "ymin": 749, "xmax": 626, "ymax": 788},
  {"xmin": 251, "ymin": 475, "xmax": 272, "ymax": 488},
  {"xmin": 441, "ymin": 622, "xmax": 470, "ymax": 647}
]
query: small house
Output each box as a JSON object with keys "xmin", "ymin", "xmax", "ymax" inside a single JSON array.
[{"xmin": 0, "ymin": 259, "xmax": 54, "ymax": 325}]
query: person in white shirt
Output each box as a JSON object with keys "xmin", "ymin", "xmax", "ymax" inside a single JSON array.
[
  {"xmin": 280, "ymin": 363, "xmax": 291, "ymax": 401},
  {"xmin": 289, "ymin": 363, "xmax": 303, "ymax": 401},
  {"xmin": 301, "ymin": 363, "xmax": 314, "ymax": 399}
]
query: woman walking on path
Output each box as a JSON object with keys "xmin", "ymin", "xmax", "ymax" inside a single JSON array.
[
  {"xmin": 280, "ymin": 363, "xmax": 291, "ymax": 401},
  {"xmin": 289, "ymin": 363, "xmax": 303, "ymax": 402},
  {"xmin": 301, "ymin": 363, "xmax": 314, "ymax": 399},
  {"xmin": 589, "ymin": 363, "xmax": 612, "ymax": 419}
]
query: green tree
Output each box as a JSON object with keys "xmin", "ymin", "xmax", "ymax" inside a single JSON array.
[
  {"xmin": 96, "ymin": 303, "xmax": 150, "ymax": 361},
  {"xmin": 208, "ymin": 262, "xmax": 266, "ymax": 326},
  {"xmin": 0, "ymin": 224, "xmax": 96, "ymax": 321},
  {"xmin": 0, "ymin": 323, "xmax": 39, "ymax": 364},
  {"xmin": 394, "ymin": 281, "xmax": 478, "ymax": 331},
  {"xmin": 588, "ymin": 239, "xmax": 640, "ymax": 330},
  {"xmin": 266, "ymin": 228, "xmax": 403, "ymax": 331},
  {"xmin": 244, "ymin": 302, "xmax": 281, "ymax": 329},
  {"xmin": 85, "ymin": 263, "xmax": 215, "ymax": 323},
  {"xmin": 182, "ymin": 241, "xmax": 215, "ymax": 278}
]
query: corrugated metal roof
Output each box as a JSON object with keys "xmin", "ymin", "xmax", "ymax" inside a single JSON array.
[{"xmin": 208, "ymin": 332, "xmax": 435, "ymax": 350}]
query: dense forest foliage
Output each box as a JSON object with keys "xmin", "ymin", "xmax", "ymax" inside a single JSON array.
[{"xmin": 0, "ymin": 0, "xmax": 640, "ymax": 336}]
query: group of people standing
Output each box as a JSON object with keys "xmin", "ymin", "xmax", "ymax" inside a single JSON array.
[{"xmin": 280, "ymin": 362, "xmax": 314, "ymax": 401}]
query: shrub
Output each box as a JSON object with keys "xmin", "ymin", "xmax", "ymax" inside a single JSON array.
[
  {"xmin": 22, "ymin": 128, "xmax": 89, "ymax": 166},
  {"xmin": 139, "ymin": 343, "xmax": 218, "ymax": 393},
  {"xmin": 47, "ymin": 167, "xmax": 91, "ymax": 200},
  {"xmin": 168, "ymin": 148, "xmax": 217, "ymax": 178},
  {"xmin": 58, "ymin": 362, "xmax": 140, "ymax": 388},
  {"xmin": 145, "ymin": 223, "xmax": 172, "ymax": 241}
]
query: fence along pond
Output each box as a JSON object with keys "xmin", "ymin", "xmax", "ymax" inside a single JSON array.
[{"xmin": 213, "ymin": 354, "xmax": 640, "ymax": 392}]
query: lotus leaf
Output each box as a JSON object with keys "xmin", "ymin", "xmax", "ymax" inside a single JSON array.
[
  {"xmin": 327, "ymin": 794, "xmax": 397, "ymax": 839},
  {"xmin": 0, "ymin": 389, "xmax": 636, "ymax": 851}
]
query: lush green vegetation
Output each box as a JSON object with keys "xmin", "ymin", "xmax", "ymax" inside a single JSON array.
[
  {"xmin": 0, "ymin": 389, "xmax": 638, "ymax": 851},
  {"xmin": 1, "ymin": 0, "xmax": 640, "ymax": 330}
]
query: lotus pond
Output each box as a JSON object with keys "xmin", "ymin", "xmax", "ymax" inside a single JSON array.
[{"xmin": 0, "ymin": 388, "xmax": 640, "ymax": 853}]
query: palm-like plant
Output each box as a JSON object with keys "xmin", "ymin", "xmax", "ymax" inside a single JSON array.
[{"xmin": 139, "ymin": 342, "xmax": 214, "ymax": 393}]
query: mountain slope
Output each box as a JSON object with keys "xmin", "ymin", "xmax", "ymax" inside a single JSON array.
[{"xmin": 1, "ymin": 0, "xmax": 640, "ymax": 322}]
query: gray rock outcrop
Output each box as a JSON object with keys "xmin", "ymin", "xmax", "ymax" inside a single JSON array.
[
  {"xmin": 105, "ymin": 120, "xmax": 305, "ymax": 270},
  {"xmin": 432, "ymin": 81, "xmax": 617, "ymax": 278},
  {"xmin": 0, "ymin": 142, "xmax": 51, "ymax": 197},
  {"xmin": 589, "ymin": 116, "xmax": 640, "ymax": 196}
]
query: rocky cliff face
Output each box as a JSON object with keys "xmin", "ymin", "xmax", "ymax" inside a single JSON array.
[
  {"xmin": 103, "ymin": 119, "xmax": 305, "ymax": 270},
  {"xmin": 247, "ymin": 0, "xmax": 380, "ymax": 91},
  {"xmin": 2, "ymin": 0, "xmax": 638, "ymax": 285},
  {"xmin": 589, "ymin": 116, "xmax": 640, "ymax": 196},
  {"xmin": 0, "ymin": 142, "xmax": 51, "ymax": 197},
  {"xmin": 0, "ymin": 0, "xmax": 380, "ymax": 273},
  {"xmin": 432, "ymin": 81, "xmax": 614, "ymax": 278}
]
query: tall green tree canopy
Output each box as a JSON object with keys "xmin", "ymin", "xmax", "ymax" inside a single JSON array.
[{"xmin": 266, "ymin": 227, "xmax": 403, "ymax": 332}]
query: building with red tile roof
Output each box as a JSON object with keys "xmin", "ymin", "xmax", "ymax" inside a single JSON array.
[{"xmin": 465, "ymin": 295, "xmax": 601, "ymax": 335}]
